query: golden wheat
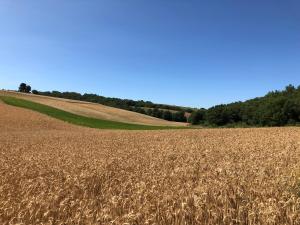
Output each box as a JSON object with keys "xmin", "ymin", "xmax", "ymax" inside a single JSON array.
[{"xmin": 0, "ymin": 102, "xmax": 300, "ymax": 224}]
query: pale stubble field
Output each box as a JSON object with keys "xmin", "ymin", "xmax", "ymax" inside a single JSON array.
[{"xmin": 1, "ymin": 102, "xmax": 300, "ymax": 224}]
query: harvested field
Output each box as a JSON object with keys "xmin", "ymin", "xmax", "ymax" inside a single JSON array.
[
  {"xmin": 1, "ymin": 102, "xmax": 300, "ymax": 224},
  {"xmin": 0, "ymin": 91, "xmax": 185, "ymax": 126}
]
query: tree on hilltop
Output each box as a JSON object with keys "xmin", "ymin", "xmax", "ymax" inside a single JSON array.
[
  {"xmin": 18, "ymin": 83, "xmax": 32, "ymax": 93},
  {"xmin": 18, "ymin": 83, "xmax": 27, "ymax": 92},
  {"xmin": 25, "ymin": 85, "xmax": 31, "ymax": 93}
]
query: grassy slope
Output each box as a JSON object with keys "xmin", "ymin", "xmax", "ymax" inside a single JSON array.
[
  {"xmin": 1, "ymin": 91, "xmax": 186, "ymax": 127},
  {"xmin": 0, "ymin": 96, "xmax": 185, "ymax": 130}
]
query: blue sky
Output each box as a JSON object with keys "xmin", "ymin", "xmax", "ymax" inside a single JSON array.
[{"xmin": 0, "ymin": 0, "xmax": 299, "ymax": 108}]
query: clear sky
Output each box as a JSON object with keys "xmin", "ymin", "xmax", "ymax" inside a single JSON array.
[{"xmin": 0, "ymin": 0, "xmax": 299, "ymax": 108}]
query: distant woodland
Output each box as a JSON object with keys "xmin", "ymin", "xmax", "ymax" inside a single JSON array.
[
  {"xmin": 25, "ymin": 84, "xmax": 300, "ymax": 127},
  {"xmin": 189, "ymin": 84, "xmax": 300, "ymax": 127}
]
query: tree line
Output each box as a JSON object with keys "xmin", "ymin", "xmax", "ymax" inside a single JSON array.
[
  {"xmin": 188, "ymin": 85, "xmax": 300, "ymax": 126},
  {"xmin": 26, "ymin": 88, "xmax": 190, "ymax": 122},
  {"xmin": 18, "ymin": 83, "xmax": 300, "ymax": 126}
]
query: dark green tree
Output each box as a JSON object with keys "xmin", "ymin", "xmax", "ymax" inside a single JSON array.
[
  {"xmin": 25, "ymin": 85, "xmax": 31, "ymax": 93},
  {"xmin": 18, "ymin": 83, "xmax": 31, "ymax": 93},
  {"xmin": 18, "ymin": 83, "xmax": 27, "ymax": 92},
  {"xmin": 188, "ymin": 109, "xmax": 206, "ymax": 125},
  {"xmin": 206, "ymin": 105, "xmax": 229, "ymax": 126},
  {"xmin": 162, "ymin": 110, "xmax": 172, "ymax": 121},
  {"xmin": 172, "ymin": 111, "xmax": 186, "ymax": 122}
]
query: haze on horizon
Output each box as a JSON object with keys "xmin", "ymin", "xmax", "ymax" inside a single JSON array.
[{"xmin": 0, "ymin": 0, "xmax": 299, "ymax": 108}]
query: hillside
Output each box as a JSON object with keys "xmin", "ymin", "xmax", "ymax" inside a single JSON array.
[
  {"xmin": 34, "ymin": 90, "xmax": 194, "ymax": 122},
  {"xmin": 0, "ymin": 99, "xmax": 78, "ymax": 132},
  {"xmin": 189, "ymin": 85, "xmax": 300, "ymax": 126},
  {"xmin": 0, "ymin": 91, "xmax": 187, "ymax": 127}
]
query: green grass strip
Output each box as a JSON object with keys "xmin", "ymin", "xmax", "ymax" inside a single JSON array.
[{"xmin": 0, "ymin": 96, "xmax": 186, "ymax": 130}]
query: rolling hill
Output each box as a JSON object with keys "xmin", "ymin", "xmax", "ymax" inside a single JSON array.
[{"xmin": 0, "ymin": 90, "xmax": 187, "ymax": 127}]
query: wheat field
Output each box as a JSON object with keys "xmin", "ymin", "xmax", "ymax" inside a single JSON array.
[{"xmin": 1, "ymin": 101, "xmax": 300, "ymax": 224}]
